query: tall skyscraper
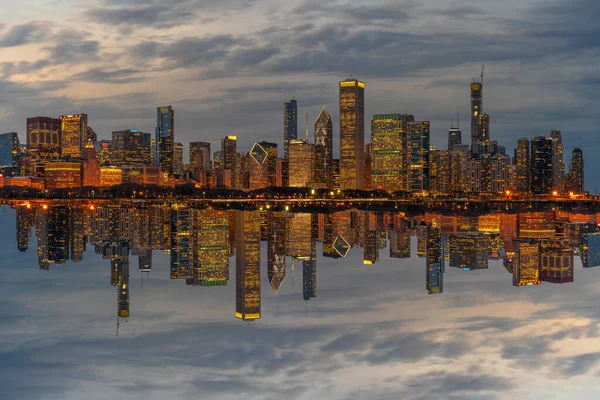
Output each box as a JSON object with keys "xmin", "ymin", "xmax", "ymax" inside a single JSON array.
[
  {"xmin": 407, "ymin": 121, "xmax": 430, "ymax": 192},
  {"xmin": 173, "ymin": 142, "xmax": 184, "ymax": 174},
  {"xmin": 339, "ymin": 79, "xmax": 365, "ymax": 190},
  {"xmin": 236, "ymin": 210, "xmax": 261, "ymax": 321},
  {"xmin": 111, "ymin": 129, "xmax": 152, "ymax": 165},
  {"xmin": 221, "ymin": 136, "xmax": 238, "ymax": 188},
  {"xmin": 170, "ymin": 207, "xmax": 193, "ymax": 279},
  {"xmin": 284, "ymin": 98, "xmax": 297, "ymax": 163},
  {"xmin": 567, "ymin": 148, "xmax": 584, "ymax": 194},
  {"xmin": 448, "ymin": 118, "xmax": 462, "ymax": 151},
  {"xmin": 156, "ymin": 106, "xmax": 174, "ymax": 174},
  {"xmin": 288, "ymin": 139, "xmax": 315, "ymax": 187},
  {"xmin": 513, "ymin": 240, "xmax": 541, "ymax": 286},
  {"xmin": 550, "ymin": 130, "xmax": 565, "ymax": 193},
  {"xmin": 59, "ymin": 114, "xmax": 88, "ymax": 159},
  {"xmin": 82, "ymin": 140, "xmax": 100, "ymax": 187},
  {"xmin": 515, "ymin": 138, "xmax": 530, "ymax": 193},
  {"xmin": 314, "ymin": 106, "xmax": 333, "ymax": 187},
  {"xmin": 530, "ymin": 136, "xmax": 553, "ymax": 195},
  {"xmin": 540, "ymin": 237, "xmax": 573, "ymax": 283},
  {"xmin": 371, "ymin": 113, "xmax": 414, "ymax": 191},
  {"xmin": 189, "ymin": 142, "xmax": 211, "ymax": 172},
  {"xmin": 26, "ymin": 116, "xmax": 61, "ymax": 162},
  {"xmin": 0, "ymin": 132, "xmax": 20, "ymax": 176},
  {"xmin": 470, "ymin": 77, "xmax": 489, "ymax": 157},
  {"xmin": 191, "ymin": 209, "xmax": 229, "ymax": 286}
]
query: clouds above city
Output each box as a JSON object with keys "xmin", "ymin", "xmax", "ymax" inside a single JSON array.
[{"xmin": 1, "ymin": 0, "xmax": 600, "ymax": 185}]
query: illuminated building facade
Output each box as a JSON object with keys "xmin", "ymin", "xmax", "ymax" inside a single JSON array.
[
  {"xmin": 99, "ymin": 166, "xmax": 123, "ymax": 187},
  {"xmin": 288, "ymin": 140, "xmax": 315, "ymax": 187},
  {"xmin": 190, "ymin": 142, "xmax": 211, "ymax": 177},
  {"xmin": 530, "ymin": 136, "xmax": 553, "ymax": 195},
  {"xmin": 191, "ymin": 209, "xmax": 229, "ymax": 286},
  {"xmin": 221, "ymin": 136, "xmax": 238, "ymax": 188},
  {"xmin": 82, "ymin": 140, "xmax": 100, "ymax": 187},
  {"xmin": 59, "ymin": 114, "xmax": 88, "ymax": 159},
  {"xmin": 582, "ymin": 231, "xmax": 600, "ymax": 268},
  {"xmin": 514, "ymin": 240, "xmax": 541, "ymax": 286},
  {"xmin": 449, "ymin": 233, "xmax": 488, "ymax": 270},
  {"xmin": 313, "ymin": 106, "xmax": 334, "ymax": 187},
  {"xmin": 284, "ymin": 98, "xmax": 297, "ymax": 166},
  {"xmin": 303, "ymin": 214, "xmax": 318, "ymax": 301},
  {"xmin": 156, "ymin": 106, "xmax": 174, "ymax": 173},
  {"xmin": 566, "ymin": 148, "xmax": 584, "ymax": 194},
  {"xmin": 0, "ymin": 132, "xmax": 20, "ymax": 176},
  {"xmin": 448, "ymin": 125, "xmax": 462, "ymax": 152},
  {"xmin": 339, "ymin": 79, "xmax": 365, "ymax": 190},
  {"xmin": 170, "ymin": 207, "xmax": 193, "ymax": 279},
  {"xmin": 515, "ymin": 138, "xmax": 530, "ymax": 193},
  {"xmin": 267, "ymin": 212, "xmax": 287, "ymax": 293},
  {"xmin": 426, "ymin": 225, "xmax": 443, "ymax": 293},
  {"xmin": 407, "ymin": 121, "xmax": 430, "ymax": 192},
  {"xmin": 26, "ymin": 117, "xmax": 61, "ymax": 163},
  {"xmin": 550, "ymin": 130, "xmax": 565, "ymax": 193},
  {"xmin": 470, "ymin": 79, "xmax": 489, "ymax": 158},
  {"xmin": 236, "ymin": 210, "xmax": 261, "ymax": 321},
  {"xmin": 44, "ymin": 161, "xmax": 82, "ymax": 189},
  {"xmin": 371, "ymin": 113, "xmax": 413, "ymax": 191},
  {"xmin": 111, "ymin": 129, "xmax": 152, "ymax": 165},
  {"xmin": 540, "ymin": 237, "xmax": 573, "ymax": 283},
  {"xmin": 174, "ymin": 142, "xmax": 184, "ymax": 174},
  {"xmin": 430, "ymin": 150, "xmax": 452, "ymax": 193}
]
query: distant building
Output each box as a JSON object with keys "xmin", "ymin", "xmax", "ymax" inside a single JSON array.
[
  {"xmin": 156, "ymin": 106, "xmax": 174, "ymax": 173},
  {"xmin": 515, "ymin": 138, "xmax": 530, "ymax": 193},
  {"xmin": 288, "ymin": 139, "xmax": 315, "ymax": 187},
  {"xmin": 82, "ymin": 140, "xmax": 100, "ymax": 187},
  {"xmin": 407, "ymin": 121, "xmax": 430, "ymax": 192},
  {"xmin": 190, "ymin": 142, "xmax": 211, "ymax": 178},
  {"xmin": 236, "ymin": 210, "xmax": 261, "ymax": 321},
  {"xmin": 550, "ymin": 130, "xmax": 565, "ymax": 193},
  {"xmin": 0, "ymin": 132, "xmax": 20, "ymax": 176},
  {"xmin": 314, "ymin": 106, "xmax": 333, "ymax": 187},
  {"xmin": 530, "ymin": 136, "xmax": 553, "ymax": 195},
  {"xmin": 26, "ymin": 117, "xmax": 61, "ymax": 163},
  {"xmin": 540, "ymin": 237, "xmax": 573, "ymax": 283},
  {"xmin": 283, "ymin": 98, "xmax": 298, "ymax": 165},
  {"xmin": 513, "ymin": 240, "xmax": 541, "ymax": 286},
  {"xmin": 44, "ymin": 161, "xmax": 82, "ymax": 189},
  {"xmin": 111, "ymin": 129, "xmax": 152, "ymax": 165},
  {"xmin": 170, "ymin": 207, "xmax": 193, "ymax": 279},
  {"xmin": 566, "ymin": 148, "xmax": 584, "ymax": 194},
  {"xmin": 99, "ymin": 166, "xmax": 123, "ymax": 187},
  {"xmin": 59, "ymin": 114, "xmax": 88, "ymax": 159},
  {"xmin": 173, "ymin": 142, "xmax": 184, "ymax": 174}
]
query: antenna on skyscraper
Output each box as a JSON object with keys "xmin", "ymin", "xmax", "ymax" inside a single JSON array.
[
  {"xmin": 451, "ymin": 116, "xmax": 454, "ymax": 129},
  {"xmin": 306, "ymin": 113, "xmax": 309, "ymax": 141},
  {"xmin": 292, "ymin": 86, "xmax": 295, "ymax": 100},
  {"xmin": 457, "ymin": 112, "xmax": 460, "ymax": 129}
]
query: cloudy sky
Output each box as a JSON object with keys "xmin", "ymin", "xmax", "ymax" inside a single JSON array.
[
  {"xmin": 1, "ymin": 0, "xmax": 599, "ymax": 187},
  {"xmin": 3, "ymin": 207, "xmax": 600, "ymax": 399}
]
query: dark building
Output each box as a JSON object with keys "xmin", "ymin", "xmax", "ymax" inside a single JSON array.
[
  {"xmin": 470, "ymin": 79, "xmax": 489, "ymax": 157},
  {"xmin": 426, "ymin": 225, "xmax": 443, "ymax": 294},
  {"xmin": 515, "ymin": 138, "xmax": 530, "ymax": 193},
  {"xmin": 190, "ymin": 142, "xmax": 211, "ymax": 173},
  {"xmin": 448, "ymin": 125, "xmax": 462, "ymax": 152},
  {"xmin": 0, "ymin": 132, "xmax": 20, "ymax": 176},
  {"xmin": 566, "ymin": 148, "xmax": 584, "ymax": 194},
  {"xmin": 26, "ymin": 116, "xmax": 61, "ymax": 163},
  {"xmin": 303, "ymin": 214, "xmax": 318, "ymax": 301},
  {"xmin": 314, "ymin": 106, "xmax": 333, "ymax": 187},
  {"xmin": 156, "ymin": 106, "xmax": 174, "ymax": 173},
  {"xmin": 170, "ymin": 207, "xmax": 193, "ymax": 279},
  {"xmin": 530, "ymin": 136, "xmax": 553, "ymax": 195},
  {"xmin": 540, "ymin": 237, "xmax": 573, "ymax": 283},
  {"xmin": 339, "ymin": 79, "xmax": 365, "ymax": 190},
  {"xmin": 112, "ymin": 129, "xmax": 152, "ymax": 165},
  {"xmin": 407, "ymin": 121, "xmax": 430, "ymax": 192},
  {"xmin": 284, "ymin": 98, "xmax": 297, "ymax": 164}
]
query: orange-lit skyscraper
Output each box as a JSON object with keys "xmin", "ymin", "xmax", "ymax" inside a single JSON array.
[
  {"xmin": 27, "ymin": 116, "xmax": 61, "ymax": 163},
  {"xmin": 540, "ymin": 237, "xmax": 573, "ymax": 283},
  {"xmin": 514, "ymin": 240, "xmax": 541, "ymax": 286},
  {"xmin": 288, "ymin": 139, "xmax": 315, "ymax": 187},
  {"xmin": 314, "ymin": 106, "xmax": 333, "ymax": 187},
  {"xmin": 339, "ymin": 79, "xmax": 365, "ymax": 190},
  {"xmin": 236, "ymin": 210, "xmax": 261, "ymax": 321},
  {"xmin": 59, "ymin": 114, "xmax": 88, "ymax": 159}
]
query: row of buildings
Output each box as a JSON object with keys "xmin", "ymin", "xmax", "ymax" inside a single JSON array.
[{"xmin": 0, "ymin": 76, "xmax": 585, "ymax": 194}]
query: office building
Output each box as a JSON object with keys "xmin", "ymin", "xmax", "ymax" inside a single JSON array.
[
  {"xmin": 174, "ymin": 142, "xmax": 184, "ymax": 174},
  {"xmin": 236, "ymin": 210, "xmax": 261, "ymax": 321},
  {"xmin": 514, "ymin": 241, "xmax": 541, "ymax": 286},
  {"xmin": 26, "ymin": 117, "xmax": 61, "ymax": 162},
  {"xmin": 44, "ymin": 161, "xmax": 82, "ymax": 189},
  {"xmin": 515, "ymin": 138, "xmax": 530, "ymax": 193},
  {"xmin": 550, "ymin": 130, "xmax": 565, "ymax": 193},
  {"xmin": 190, "ymin": 142, "xmax": 211, "ymax": 177},
  {"xmin": 540, "ymin": 237, "xmax": 573, "ymax": 283},
  {"xmin": 530, "ymin": 136, "xmax": 553, "ymax": 195},
  {"xmin": 288, "ymin": 139, "xmax": 315, "ymax": 187},
  {"xmin": 156, "ymin": 106, "xmax": 174, "ymax": 173},
  {"xmin": 448, "ymin": 123, "xmax": 462, "ymax": 152},
  {"xmin": 339, "ymin": 79, "xmax": 365, "ymax": 190},
  {"xmin": 191, "ymin": 209, "xmax": 229, "ymax": 286},
  {"xmin": 314, "ymin": 106, "xmax": 333, "ymax": 187},
  {"xmin": 59, "ymin": 114, "xmax": 88, "ymax": 159},
  {"xmin": 407, "ymin": 121, "xmax": 430, "ymax": 192},
  {"xmin": 0, "ymin": 132, "xmax": 20, "ymax": 176},
  {"xmin": 566, "ymin": 148, "xmax": 584, "ymax": 194},
  {"xmin": 111, "ymin": 129, "xmax": 152, "ymax": 165},
  {"xmin": 284, "ymin": 97, "xmax": 298, "ymax": 165},
  {"xmin": 170, "ymin": 207, "xmax": 193, "ymax": 279},
  {"xmin": 371, "ymin": 113, "xmax": 413, "ymax": 191},
  {"xmin": 221, "ymin": 136, "xmax": 238, "ymax": 188}
]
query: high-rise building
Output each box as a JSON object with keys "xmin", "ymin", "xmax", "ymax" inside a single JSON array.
[
  {"xmin": 513, "ymin": 240, "xmax": 541, "ymax": 286},
  {"xmin": 448, "ymin": 123, "xmax": 462, "ymax": 152},
  {"xmin": 288, "ymin": 139, "xmax": 315, "ymax": 187},
  {"xmin": 190, "ymin": 142, "xmax": 211, "ymax": 174},
  {"xmin": 26, "ymin": 117, "xmax": 61, "ymax": 162},
  {"xmin": 339, "ymin": 79, "xmax": 365, "ymax": 190},
  {"xmin": 170, "ymin": 207, "xmax": 193, "ymax": 279},
  {"xmin": 0, "ymin": 132, "xmax": 20, "ymax": 176},
  {"xmin": 236, "ymin": 210, "xmax": 261, "ymax": 321},
  {"xmin": 44, "ymin": 161, "xmax": 82, "ymax": 189},
  {"xmin": 426, "ymin": 225, "xmax": 443, "ymax": 294},
  {"xmin": 449, "ymin": 233, "xmax": 489, "ymax": 270},
  {"xmin": 173, "ymin": 142, "xmax": 184, "ymax": 174},
  {"xmin": 59, "ymin": 114, "xmax": 88, "ymax": 159},
  {"xmin": 515, "ymin": 138, "xmax": 530, "ymax": 193},
  {"xmin": 156, "ymin": 106, "xmax": 174, "ymax": 174},
  {"xmin": 530, "ymin": 136, "xmax": 553, "ymax": 195},
  {"xmin": 430, "ymin": 150, "xmax": 452, "ymax": 193},
  {"xmin": 407, "ymin": 121, "xmax": 430, "ymax": 192},
  {"xmin": 284, "ymin": 98, "xmax": 298, "ymax": 165},
  {"xmin": 540, "ymin": 237, "xmax": 573, "ymax": 283},
  {"xmin": 582, "ymin": 230, "xmax": 600, "ymax": 268},
  {"xmin": 82, "ymin": 140, "xmax": 100, "ymax": 186},
  {"xmin": 111, "ymin": 129, "xmax": 152, "ymax": 165},
  {"xmin": 470, "ymin": 80, "xmax": 489, "ymax": 157},
  {"xmin": 221, "ymin": 136, "xmax": 237, "ymax": 188},
  {"xmin": 550, "ymin": 130, "xmax": 565, "ymax": 193},
  {"xmin": 566, "ymin": 148, "xmax": 584, "ymax": 194},
  {"xmin": 371, "ymin": 113, "xmax": 414, "ymax": 191},
  {"xmin": 303, "ymin": 214, "xmax": 318, "ymax": 301},
  {"xmin": 314, "ymin": 106, "xmax": 333, "ymax": 187},
  {"xmin": 191, "ymin": 209, "xmax": 229, "ymax": 286}
]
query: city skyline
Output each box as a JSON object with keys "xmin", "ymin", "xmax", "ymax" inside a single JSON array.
[{"xmin": 0, "ymin": 1, "xmax": 598, "ymax": 186}]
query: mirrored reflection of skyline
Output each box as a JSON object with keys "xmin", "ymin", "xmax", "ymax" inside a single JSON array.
[{"xmin": 11, "ymin": 202, "xmax": 600, "ymax": 325}]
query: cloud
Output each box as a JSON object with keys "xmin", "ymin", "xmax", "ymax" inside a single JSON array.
[
  {"xmin": 0, "ymin": 22, "xmax": 45, "ymax": 47},
  {"xmin": 70, "ymin": 68, "xmax": 144, "ymax": 84},
  {"xmin": 44, "ymin": 30, "xmax": 101, "ymax": 63}
]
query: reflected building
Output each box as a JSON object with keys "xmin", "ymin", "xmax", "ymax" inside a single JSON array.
[
  {"xmin": 540, "ymin": 237, "xmax": 573, "ymax": 283},
  {"xmin": 514, "ymin": 241, "xmax": 541, "ymax": 286},
  {"xmin": 267, "ymin": 212, "xmax": 287, "ymax": 293},
  {"xmin": 426, "ymin": 225, "xmax": 443, "ymax": 294},
  {"xmin": 236, "ymin": 211, "xmax": 261, "ymax": 321},
  {"xmin": 170, "ymin": 207, "xmax": 193, "ymax": 279},
  {"xmin": 390, "ymin": 217, "xmax": 411, "ymax": 259},
  {"xmin": 303, "ymin": 214, "xmax": 318, "ymax": 301},
  {"xmin": 191, "ymin": 209, "xmax": 229, "ymax": 286},
  {"xmin": 16, "ymin": 205, "xmax": 35, "ymax": 252},
  {"xmin": 70, "ymin": 207, "xmax": 85, "ymax": 263},
  {"xmin": 449, "ymin": 233, "xmax": 488, "ymax": 270}
]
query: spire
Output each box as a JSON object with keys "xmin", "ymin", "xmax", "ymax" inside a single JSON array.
[
  {"xmin": 305, "ymin": 113, "xmax": 309, "ymax": 141},
  {"xmin": 292, "ymin": 86, "xmax": 295, "ymax": 101}
]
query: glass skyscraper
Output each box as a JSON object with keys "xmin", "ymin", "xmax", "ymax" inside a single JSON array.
[
  {"xmin": 314, "ymin": 106, "xmax": 333, "ymax": 187},
  {"xmin": 339, "ymin": 79, "xmax": 365, "ymax": 190},
  {"xmin": 156, "ymin": 106, "xmax": 174, "ymax": 174},
  {"xmin": 0, "ymin": 132, "xmax": 20, "ymax": 175}
]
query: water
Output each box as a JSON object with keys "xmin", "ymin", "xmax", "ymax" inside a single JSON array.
[{"xmin": 1, "ymin": 203, "xmax": 599, "ymax": 399}]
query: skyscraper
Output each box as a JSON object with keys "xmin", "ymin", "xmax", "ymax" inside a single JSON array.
[
  {"xmin": 173, "ymin": 142, "xmax": 184, "ymax": 175},
  {"xmin": 0, "ymin": 132, "xmax": 20, "ymax": 176},
  {"xmin": 515, "ymin": 138, "xmax": 530, "ymax": 193},
  {"xmin": 513, "ymin": 240, "xmax": 541, "ymax": 286},
  {"xmin": 448, "ymin": 122, "xmax": 462, "ymax": 152},
  {"xmin": 170, "ymin": 207, "xmax": 193, "ymax": 279},
  {"xmin": 26, "ymin": 116, "xmax": 61, "ymax": 162},
  {"xmin": 550, "ymin": 130, "xmax": 565, "ymax": 193},
  {"xmin": 567, "ymin": 148, "xmax": 584, "ymax": 194},
  {"xmin": 470, "ymin": 80, "xmax": 485, "ymax": 156},
  {"xmin": 284, "ymin": 98, "xmax": 297, "ymax": 163},
  {"xmin": 288, "ymin": 139, "xmax": 315, "ymax": 187},
  {"xmin": 156, "ymin": 106, "xmax": 174, "ymax": 174},
  {"xmin": 407, "ymin": 121, "xmax": 430, "ymax": 192},
  {"xmin": 540, "ymin": 237, "xmax": 573, "ymax": 283},
  {"xmin": 59, "ymin": 114, "xmax": 88, "ymax": 159},
  {"xmin": 314, "ymin": 106, "xmax": 333, "ymax": 187},
  {"xmin": 190, "ymin": 142, "xmax": 211, "ymax": 173},
  {"xmin": 111, "ymin": 129, "xmax": 152, "ymax": 165},
  {"xmin": 530, "ymin": 136, "xmax": 553, "ymax": 195},
  {"xmin": 236, "ymin": 210, "xmax": 261, "ymax": 321},
  {"xmin": 371, "ymin": 113, "xmax": 414, "ymax": 191},
  {"xmin": 339, "ymin": 79, "xmax": 365, "ymax": 190},
  {"xmin": 221, "ymin": 136, "xmax": 238, "ymax": 188}
]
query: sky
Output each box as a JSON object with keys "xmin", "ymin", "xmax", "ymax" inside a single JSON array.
[
  {"xmin": 1, "ymin": 0, "xmax": 599, "ymax": 188},
  {"xmin": 3, "ymin": 207, "xmax": 600, "ymax": 399}
]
